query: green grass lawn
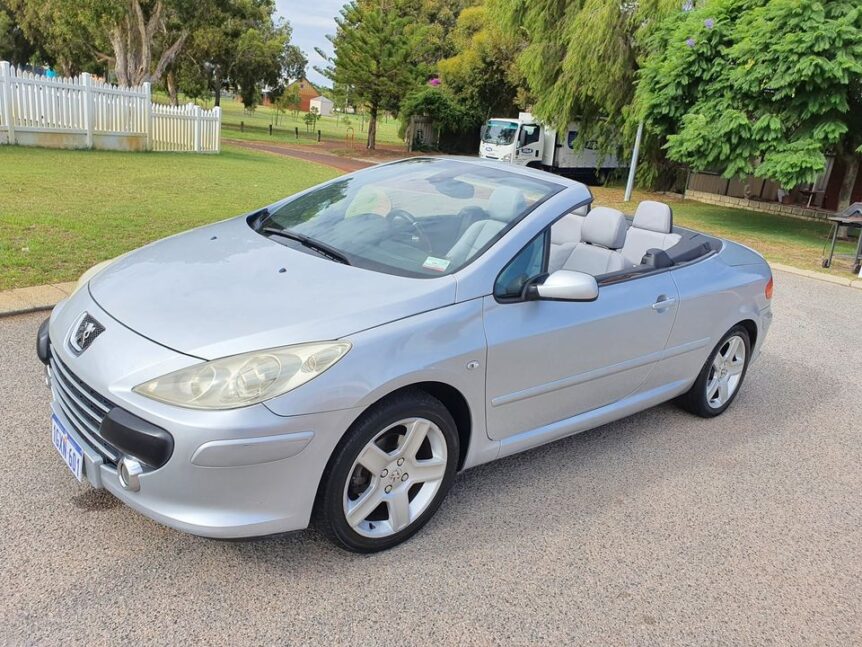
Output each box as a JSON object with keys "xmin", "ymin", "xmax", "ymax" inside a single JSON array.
[
  {"xmin": 594, "ymin": 184, "xmax": 856, "ymax": 273},
  {"xmin": 219, "ymin": 98, "xmax": 403, "ymax": 148},
  {"xmin": 0, "ymin": 145, "xmax": 338, "ymax": 291},
  {"xmin": 154, "ymin": 92, "xmax": 403, "ymax": 149}
]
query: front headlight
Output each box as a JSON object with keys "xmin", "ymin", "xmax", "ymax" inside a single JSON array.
[
  {"xmin": 501, "ymin": 153, "xmax": 512, "ymax": 161},
  {"xmin": 133, "ymin": 341, "xmax": 351, "ymax": 410}
]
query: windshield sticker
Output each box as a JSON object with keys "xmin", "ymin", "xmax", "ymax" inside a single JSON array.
[{"xmin": 422, "ymin": 256, "xmax": 451, "ymax": 272}]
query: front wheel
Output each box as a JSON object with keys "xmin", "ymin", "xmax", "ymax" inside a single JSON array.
[
  {"xmin": 316, "ymin": 390, "xmax": 459, "ymax": 552},
  {"xmin": 677, "ymin": 325, "xmax": 751, "ymax": 418}
]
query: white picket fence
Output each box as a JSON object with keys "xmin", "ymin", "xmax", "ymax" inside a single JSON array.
[{"xmin": 0, "ymin": 61, "xmax": 220, "ymax": 153}]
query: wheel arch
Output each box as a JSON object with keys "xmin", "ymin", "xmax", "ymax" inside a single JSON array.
[
  {"xmin": 368, "ymin": 381, "xmax": 473, "ymax": 471},
  {"xmin": 311, "ymin": 380, "xmax": 475, "ymax": 527},
  {"xmin": 736, "ymin": 318, "xmax": 758, "ymax": 349}
]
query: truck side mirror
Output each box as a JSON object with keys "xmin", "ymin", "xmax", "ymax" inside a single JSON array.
[{"xmin": 517, "ymin": 129, "xmax": 527, "ymax": 147}]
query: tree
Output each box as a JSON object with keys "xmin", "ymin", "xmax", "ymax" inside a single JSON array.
[
  {"xmin": 400, "ymin": 86, "xmax": 467, "ymax": 148},
  {"xmin": 304, "ymin": 107, "xmax": 319, "ymax": 132},
  {"xmin": 490, "ymin": 0, "xmax": 678, "ymax": 169},
  {"xmin": 636, "ymin": 0, "xmax": 862, "ymax": 208},
  {"xmin": 180, "ymin": 1, "xmax": 292, "ymax": 107},
  {"xmin": 437, "ymin": 3, "xmax": 523, "ymax": 126},
  {"xmin": 0, "ymin": 1, "xmax": 40, "ymax": 65},
  {"xmin": 4, "ymin": 0, "xmax": 200, "ymax": 83},
  {"xmin": 275, "ymin": 83, "xmax": 301, "ymax": 121},
  {"xmin": 319, "ymin": 0, "xmax": 424, "ymax": 149},
  {"xmin": 4, "ymin": 0, "xmax": 101, "ymax": 74}
]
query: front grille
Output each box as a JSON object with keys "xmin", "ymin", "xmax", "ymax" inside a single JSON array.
[{"xmin": 49, "ymin": 350, "xmax": 119, "ymax": 463}]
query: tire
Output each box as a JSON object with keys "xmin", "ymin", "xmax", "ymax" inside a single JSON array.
[
  {"xmin": 676, "ymin": 325, "xmax": 751, "ymax": 418},
  {"xmin": 316, "ymin": 389, "xmax": 459, "ymax": 552}
]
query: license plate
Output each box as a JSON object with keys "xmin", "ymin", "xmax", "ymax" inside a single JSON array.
[{"xmin": 52, "ymin": 414, "xmax": 83, "ymax": 482}]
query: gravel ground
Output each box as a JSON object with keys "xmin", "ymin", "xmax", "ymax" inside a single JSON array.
[{"xmin": 0, "ymin": 269, "xmax": 859, "ymax": 645}]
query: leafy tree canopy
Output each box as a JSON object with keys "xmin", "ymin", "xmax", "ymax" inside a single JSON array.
[
  {"xmin": 637, "ymin": 0, "xmax": 862, "ymax": 205},
  {"xmin": 437, "ymin": 3, "xmax": 524, "ymax": 127},
  {"xmin": 400, "ymin": 86, "xmax": 466, "ymax": 133},
  {"xmin": 319, "ymin": 0, "xmax": 426, "ymax": 149},
  {"xmin": 490, "ymin": 0, "xmax": 677, "ymax": 154}
]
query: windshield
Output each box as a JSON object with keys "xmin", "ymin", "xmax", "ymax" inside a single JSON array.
[
  {"xmin": 259, "ymin": 158, "xmax": 561, "ymax": 278},
  {"xmin": 482, "ymin": 120, "xmax": 519, "ymax": 146}
]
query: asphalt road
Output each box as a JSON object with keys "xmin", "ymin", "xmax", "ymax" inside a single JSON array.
[{"xmin": 1, "ymin": 269, "xmax": 859, "ymax": 645}]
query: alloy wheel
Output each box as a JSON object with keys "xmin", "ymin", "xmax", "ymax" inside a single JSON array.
[
  {"xmin": 705, "ymin": 334, "xmax": 746, "ymax": 408},
  {"xmin": 342, "ymin": 417, "xmax": 448, "ymax": 538}
]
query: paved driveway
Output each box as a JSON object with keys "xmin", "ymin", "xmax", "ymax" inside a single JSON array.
[{"xmin": 1, "ymin": 270, "xmax": 859, "ymax": 645}]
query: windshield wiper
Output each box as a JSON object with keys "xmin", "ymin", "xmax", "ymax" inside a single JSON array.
[{"xmin": 262, "ymin": 227, "xmax": 351, "ymax": 265}]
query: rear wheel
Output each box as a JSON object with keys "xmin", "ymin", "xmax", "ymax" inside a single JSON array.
[
  {"xmin": 677, "ymin": 325, "xmax": 751, "ymax": 418},
  {"xmin": 317, "ymin": 390, "xmax": 458, "ymax": 552}
]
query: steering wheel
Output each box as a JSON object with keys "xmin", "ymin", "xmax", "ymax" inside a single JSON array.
[{"xmin": 386, "ymin": 209, "xmax": 433, "ymax": 253}]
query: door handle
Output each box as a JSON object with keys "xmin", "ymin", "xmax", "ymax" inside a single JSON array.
[{"xmin": 651, "ymin": 295, "xmax": 677, "ymax": 311}]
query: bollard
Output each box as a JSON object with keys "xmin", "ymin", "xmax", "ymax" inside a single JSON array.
[
  {"xmin": 295, "ymin": 127, "xmax": 299, "ymax": 139},
  {"xmin": 240, "ymin": 120, "xmax": 244, "ymax": 132},
  {"xmin": 317, "ymin": 129, "xmax": 321, "ymax": 142},
  {"xmin": 268, "ymin": 124, "xmax": 273, "ymax": 136}
]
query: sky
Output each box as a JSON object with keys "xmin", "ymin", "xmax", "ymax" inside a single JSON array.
[{"xmin": 275, "ymin": 0, "xmax": 344, "ymax": 87}]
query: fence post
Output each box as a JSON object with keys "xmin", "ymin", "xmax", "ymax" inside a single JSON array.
[
  {"xmin": 194, "ymin": 105, "xmax": 202, "ymax": 153},
  {"xmin": 214, "ymin": 107, "xmax": 221, "ymax": 153},
  {"xmin": 1, "ymin": 61, "xmax": 17, "ymax": 145},
  {"xmin": 81, "ymin": 72, "xmax": 94, "ymax": 148},
  {"xmin": 142, "ymin": 81, "xmax": 152, "ymax": 151}
]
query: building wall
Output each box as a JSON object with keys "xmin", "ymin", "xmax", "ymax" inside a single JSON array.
[
  {"xmin": 310, "ymin": 97, "xmax": 333, "ymax": 116},
  {"xmin": 286, "ymin": 79, "xmax": 321, "ymax": 112}
]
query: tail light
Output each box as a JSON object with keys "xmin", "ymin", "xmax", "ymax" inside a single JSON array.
[{"xmin": 765, "ymin": 276, "xmax": 774, "ymax": 300}]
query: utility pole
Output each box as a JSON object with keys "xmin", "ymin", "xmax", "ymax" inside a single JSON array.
[{"xmin": 624, "ymin": 121, "xmax": 644, "ymax": 202}]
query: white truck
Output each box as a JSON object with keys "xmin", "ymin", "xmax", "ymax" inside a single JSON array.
[{"xmin": 478, "ymin": 112, "xmax": 623, "ymax": 185}]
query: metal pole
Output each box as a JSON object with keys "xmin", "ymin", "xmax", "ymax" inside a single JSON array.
[{"xmin": 624, "ymin": 121, "xmax": 643, "ymax": 202}]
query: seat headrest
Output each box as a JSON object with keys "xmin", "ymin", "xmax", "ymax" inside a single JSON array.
[
  {"xmin": 487, "ymin": 186, "xmax": 527, "ymax": 222},
  {"xmin": 551, "ymin": 213, "xmax": 584, "ymax": 244},
  {"xmin": 633, "ymin": 200, "xmax": 673, "ymax": 233},
  {"xmin": 581, "ymin": 207, "xmax": 627, "ymax": 250}
]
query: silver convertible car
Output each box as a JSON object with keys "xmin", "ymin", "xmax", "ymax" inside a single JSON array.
[{"xmin": 37, "ymin": 157, "xmax": 773, "ymax": 552}]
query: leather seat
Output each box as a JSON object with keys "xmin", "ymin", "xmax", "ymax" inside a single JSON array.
[
  {"xmin": 562, "ymin": 207, "xmax": 629, "ymax": 275},
  {"xmin": 621, "ymin": 200, "xmax": 681, "ymax": 266},
  {"xmin": 549, "ymin": 213, "xmax": 586, "ymax": 271},
  {"xmin": 447, "ymin": 187, "xmax": 526, "ymax": 266}
]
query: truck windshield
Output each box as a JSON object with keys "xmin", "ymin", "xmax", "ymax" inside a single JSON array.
[{"xmin": 482, "ymin": 120, "xmax": 518, "ymax": 146}]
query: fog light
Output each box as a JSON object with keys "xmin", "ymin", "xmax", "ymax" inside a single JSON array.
[{"xmin": 117, "ymin": 457, "xmax": 143, "ymax": 492}]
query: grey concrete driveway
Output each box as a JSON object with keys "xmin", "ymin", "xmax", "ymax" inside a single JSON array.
[{"xmin": 1, "ymin": 269, "xmax": 859, "ymax": 645}]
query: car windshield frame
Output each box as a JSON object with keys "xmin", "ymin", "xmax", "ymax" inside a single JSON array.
[{"xmin": 255, "ymin": 158, "xmax": 563, "ymax": 279}]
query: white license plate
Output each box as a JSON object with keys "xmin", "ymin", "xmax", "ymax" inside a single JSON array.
[{"xmin": 52, "ymin": 414, "xmax": 83, "ymax": 482}]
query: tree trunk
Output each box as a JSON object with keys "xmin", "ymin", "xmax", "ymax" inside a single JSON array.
[
  {"xmin": 213, "ymin": 68, "xmax": 222, "ymax": 107},
  {"xmin": 837, "ymin": 152, "xmax": 860, "ymax": 212},
  {"xmin": 166, "ymin": 68, "xmax": 178, "ymax": 106},
  {"xmin": 367, "ymin": 104, "xmax": 378, "ymax": 150}
]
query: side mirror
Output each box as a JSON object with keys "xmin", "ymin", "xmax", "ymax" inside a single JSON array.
[
  {"xmin": 528, "ymin": 270, "xmax": 598, "ymax": 302},
  {"xmin": 517, "ymin": 128, "xmax": 527, "ymax": 147}
]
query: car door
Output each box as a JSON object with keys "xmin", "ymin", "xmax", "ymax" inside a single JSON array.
[{"xmin": 483, "ymin": 233, "xmax": 680, "ymax": 441}]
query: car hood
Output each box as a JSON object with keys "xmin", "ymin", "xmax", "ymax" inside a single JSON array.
[{"xmin": 89, "ymin": 217, "xmax": 457, "ymax": 359}]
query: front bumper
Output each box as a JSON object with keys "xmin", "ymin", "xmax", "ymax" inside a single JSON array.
[{"xmin": 43, "ymin": 293, "xmax": 362, "ymax": 538}]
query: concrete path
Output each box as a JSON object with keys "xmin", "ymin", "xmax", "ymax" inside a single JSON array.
[{"xmin": 1, "ymin": 268, "xmax": 860, "ymax": 644}]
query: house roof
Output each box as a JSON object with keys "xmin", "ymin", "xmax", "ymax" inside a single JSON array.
[{"xmin": 287, "ymin": 78, "xmax": 321, "ymax": 95}]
